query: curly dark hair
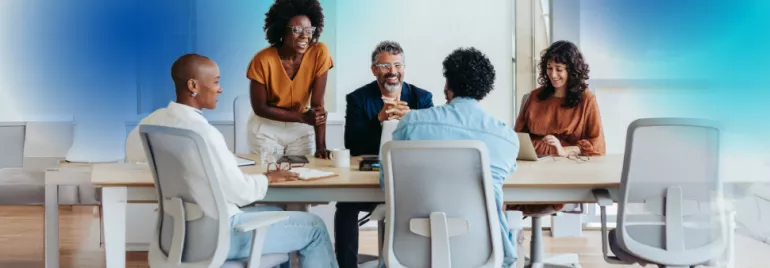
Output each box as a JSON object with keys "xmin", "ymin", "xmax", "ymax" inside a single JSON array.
[
  {"xmin": 442, "ymin": 47, "xmax": 496, "ymax": 100},
  {"xmin": 536, "ymin": 40, "xmax": 590, "ymax": 108},
  {"xmin": 263, "ymin": 0, "xmax": 324, "ymax": 47}
]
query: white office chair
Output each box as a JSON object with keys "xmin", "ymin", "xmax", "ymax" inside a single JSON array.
[
  {"xmin": 0, "ymin": 122, "xmax": 42, "ymax": 205},
  {"xmin": 593, "ymin": 118, "xmax": 729, "ymax": 268},
  {"xmin": 378, "ymin": 140, "xmax": 503, "ymax": 267},
  {"xmin": 234, "ymin": 95, "xmax": 253, "ymax": 155},
  {"xmin": 1, "ymin": 120, "xmax": 99, "ymax": 268},
  {"xmin": 0, "ymin": 122, "xmax": 26, "ymax": 169},
  {"xmin": 138, "ymin": 125, "xmax": 290, "ymax": 268}
]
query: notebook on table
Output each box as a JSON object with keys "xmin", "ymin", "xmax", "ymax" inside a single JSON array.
[
  {"xmin": 289, "ymin": 168, "xmax": 338, "ymax": 181},
  {"xmin": 235, "ymin": 155, "xmax": 256, "ymax": 166}
]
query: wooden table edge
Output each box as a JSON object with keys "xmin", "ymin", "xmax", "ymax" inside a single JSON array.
[{"xmin": 91, "ymin": 183, "xmax": 622, "ymax": 188}]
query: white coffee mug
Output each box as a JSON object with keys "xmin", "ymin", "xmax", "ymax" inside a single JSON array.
[{"xmin": 330, "ymin": 148, "xmax": 350, "ymax": 168}]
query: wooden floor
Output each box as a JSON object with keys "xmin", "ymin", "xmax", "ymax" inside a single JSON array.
[{"xmin": 1, "ymin": 206, "xmax": 768, "ymax": 268}]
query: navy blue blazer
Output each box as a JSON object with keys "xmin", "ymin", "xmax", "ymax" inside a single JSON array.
[{"xmin": 344, "ymin": 81, "xmax": 434, "ymax": 156}]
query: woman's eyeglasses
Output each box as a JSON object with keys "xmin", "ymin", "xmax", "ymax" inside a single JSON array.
[
  {"xmin": 549, "ymin": 152, "xmax": 591, "ymax": 163},
  {"xmin": 286, "ymin": 26, "xmax": 316, "ymax": 36},
  {"xmin": 566, "ymin": 152, "xmax": 590, "ymax": 162}
]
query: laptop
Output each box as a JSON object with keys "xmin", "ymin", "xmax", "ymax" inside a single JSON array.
[{"xmin": 517, "ymin": 132, "xmax": 549, "ymax": 161}]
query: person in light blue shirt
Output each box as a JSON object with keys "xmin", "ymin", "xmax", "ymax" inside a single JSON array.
[{"xmin": 379, "ymin": 47, "xmax": 520, "ymax": 267}]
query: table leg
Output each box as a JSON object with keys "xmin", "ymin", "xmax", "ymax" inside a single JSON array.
[
  {"xmin": 44, "ymin": 184, "xmax": 59, "ymax": 268},
  {"xmin": 724, "ymin": 210, "xmax": 736, "ymax": 268},
  {"xmin": 101, "ymin": 187, "xmax": 127, "ymax": 268}
]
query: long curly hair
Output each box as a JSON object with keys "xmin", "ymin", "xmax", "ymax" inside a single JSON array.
[
  {"xmin": 536, "ymin": 40, "xmax": 590, "ymax": 108},
  {"xmin": 442, "ymin": 47, "xmax": 496, "ymax": 100},
  {"xmin": 263, "ymin": 0, "xmax": 324, "ymax": 47}
]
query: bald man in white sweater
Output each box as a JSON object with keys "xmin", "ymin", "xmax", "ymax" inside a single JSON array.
[{"xmin": 125, "ymin": 54, "xmax": 338, "ymax": 267}]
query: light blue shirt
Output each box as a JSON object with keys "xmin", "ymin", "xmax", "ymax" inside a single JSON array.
[{"xmin": 379, "ymin": 97, "xmax": 520, "ymax": 267}]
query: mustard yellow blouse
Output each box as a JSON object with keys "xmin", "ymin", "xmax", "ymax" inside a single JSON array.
[{"xmin": 246, "ymin": 42, "xmax": 333, "ymax": 112}]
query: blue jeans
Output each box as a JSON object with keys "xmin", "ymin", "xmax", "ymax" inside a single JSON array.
[{"xmin": 227, "ymin": 205, "xmax": 339, "ymax": 268}]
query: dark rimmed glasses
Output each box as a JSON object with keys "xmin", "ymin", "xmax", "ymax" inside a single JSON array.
[
  {"xmin": 286, "ymin": 26, "xmax": 316, "ymax": 36},
  {"xmin": 267, "ymin": 161, "xmax": 306, "ymax": 172}
]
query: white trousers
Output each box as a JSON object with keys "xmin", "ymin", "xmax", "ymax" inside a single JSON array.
[{"xmin": 247, "ymin": 115, "xmax": 315, "ymax": 155}]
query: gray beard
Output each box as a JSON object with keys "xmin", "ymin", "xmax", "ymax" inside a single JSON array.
[{"xmin": 383, "ymin": 82, "xmax": 401, "ymax": 93}]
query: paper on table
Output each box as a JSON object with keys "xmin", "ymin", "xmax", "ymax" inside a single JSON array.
[
  {"xmin": 290, "ymin": 168, "xmax": 337, "ymax": 180},
  {"xmin": 236, "ymin": 156, "xmax": 256, "ymax": 166}
]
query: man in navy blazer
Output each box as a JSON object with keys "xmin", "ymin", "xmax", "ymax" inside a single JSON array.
[{"xmin": 336, "ymin": 41, "xmax": 433, "ymax": 267}]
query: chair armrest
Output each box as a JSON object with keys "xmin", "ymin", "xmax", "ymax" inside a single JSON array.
[
  {"xmin": 592, "ymin": 188, "xmax": 618, "ymax": 263},
  {"xmin": 236, "ymin": 214, "xmax": 290, "ymax": 268},
  {"xmin": 370, "ymin": 204, "xmax": 386, "ymax": 221},
  {"xmin": 235, "ymin": 214, "xmax": 289, "ymax": 233},
  {"xmin": 592, "ymin": 188, "xmax": 613, "ymax": 207}
]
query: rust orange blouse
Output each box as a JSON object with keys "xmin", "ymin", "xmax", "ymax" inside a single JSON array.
[
  {"xmin": 246, "ymin": 42, "xmax": 334, "ymax": 113},
  {"xmin": 514, "ymin": 87, "xmax": 606, "ymax": 156}
]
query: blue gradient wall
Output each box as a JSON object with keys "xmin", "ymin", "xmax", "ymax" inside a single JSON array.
[
  {"xmin": 2, "ymin": 1, "xmax": 141, "ymax": 121},
  {"xmin": 579, "ymin": 0, "xmax": 770, "ymax": 152},
  {"xmin": 0, "ymin": 0, "xmax": 283, "ymax": 122},
  {"xmin": 1, "ymin": 1, "xmax": 285, "ymax": 158},
  {"xmin": 1, "ymin": 0, "xmax": 769, "ymax": 158}
]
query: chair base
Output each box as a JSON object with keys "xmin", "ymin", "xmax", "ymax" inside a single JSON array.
[
  {"xmin": 358, "ymin": 254, "xmax": 379, "ymax": 264},
  {"xmin": 359, "ymin": 260, "xmax": 380, "ymax": 268},
  {"xmin": 524, "ymin": 253, "xmax": 581, "ymax": 268}
]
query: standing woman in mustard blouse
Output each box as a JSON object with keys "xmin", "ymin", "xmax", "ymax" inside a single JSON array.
[{"xmin": 247, "ymin": 0, "xmax": 333, "ymax": 159}]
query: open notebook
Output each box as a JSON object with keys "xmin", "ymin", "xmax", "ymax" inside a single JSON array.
[{"xmin": 289, "ymin": 168, "xmax": 337, "ymax": 181}]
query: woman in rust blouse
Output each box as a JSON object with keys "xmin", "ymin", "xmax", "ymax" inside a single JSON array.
[{"xmin": 508, "ymin": 40, "xmax": 606, "ymax": 215}]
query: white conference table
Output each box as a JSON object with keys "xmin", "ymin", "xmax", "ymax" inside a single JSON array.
[{"xmin": 45, "ymin": 153, "xmax": 767, "ymax": 268}]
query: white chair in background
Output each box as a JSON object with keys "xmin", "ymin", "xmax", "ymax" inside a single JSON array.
[
  {"xmin": 358, "ymin": 119, "xmax": 400, "ymax": 267},
  {"xmin": 2, "ymin": 119, "xmax": 100, "ymax": 268},
  {"xmin": 139, "ymin": 125, "xmax": 290, "ymax": 268},
  {"xmin": 379, "ymin": 120, "xmax": 398, "ymax": 148},
  {"xmin": 378, "ymin": 140, "xmax": 503, "ymax": 267},
  {"xmin": 0, "ymin": 121, "xmax": 26, "ymax": 169},
  {"xmin": 233, "ymin": 95, "xmax": 253, "ymax": 155},
  {"xmin": 0, "ymin": 122, "xmax": 44, "ymax": 205},
  {"xmin": 593, "ymin": 118, "xmax": 730, "ymax": 268},
  {"xmin": 66, "ymin": 119, "xmax": 126, "ymax": 163}
]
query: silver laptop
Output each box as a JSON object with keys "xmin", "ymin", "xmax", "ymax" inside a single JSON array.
[{"xmin": 517, "ymin": 132, "xmax": 549, "ymax": 161}]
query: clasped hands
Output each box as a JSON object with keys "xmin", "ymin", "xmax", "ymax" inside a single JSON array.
[
  {"xmin": 300, "ymin": 107, "xmax": 332, "ymax": 159},
  {"xmin": 301, "ymin": 106, "xmax": 327, "ymax": 126},
  {"xmin": 378, "ymin": 99, "xmax": 410, "ymax": 122}
]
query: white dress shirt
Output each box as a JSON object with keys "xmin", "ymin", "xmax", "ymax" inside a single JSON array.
[{"xmin": 125, "ymin": 101, "xmax": 269, "ymax": 217}]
